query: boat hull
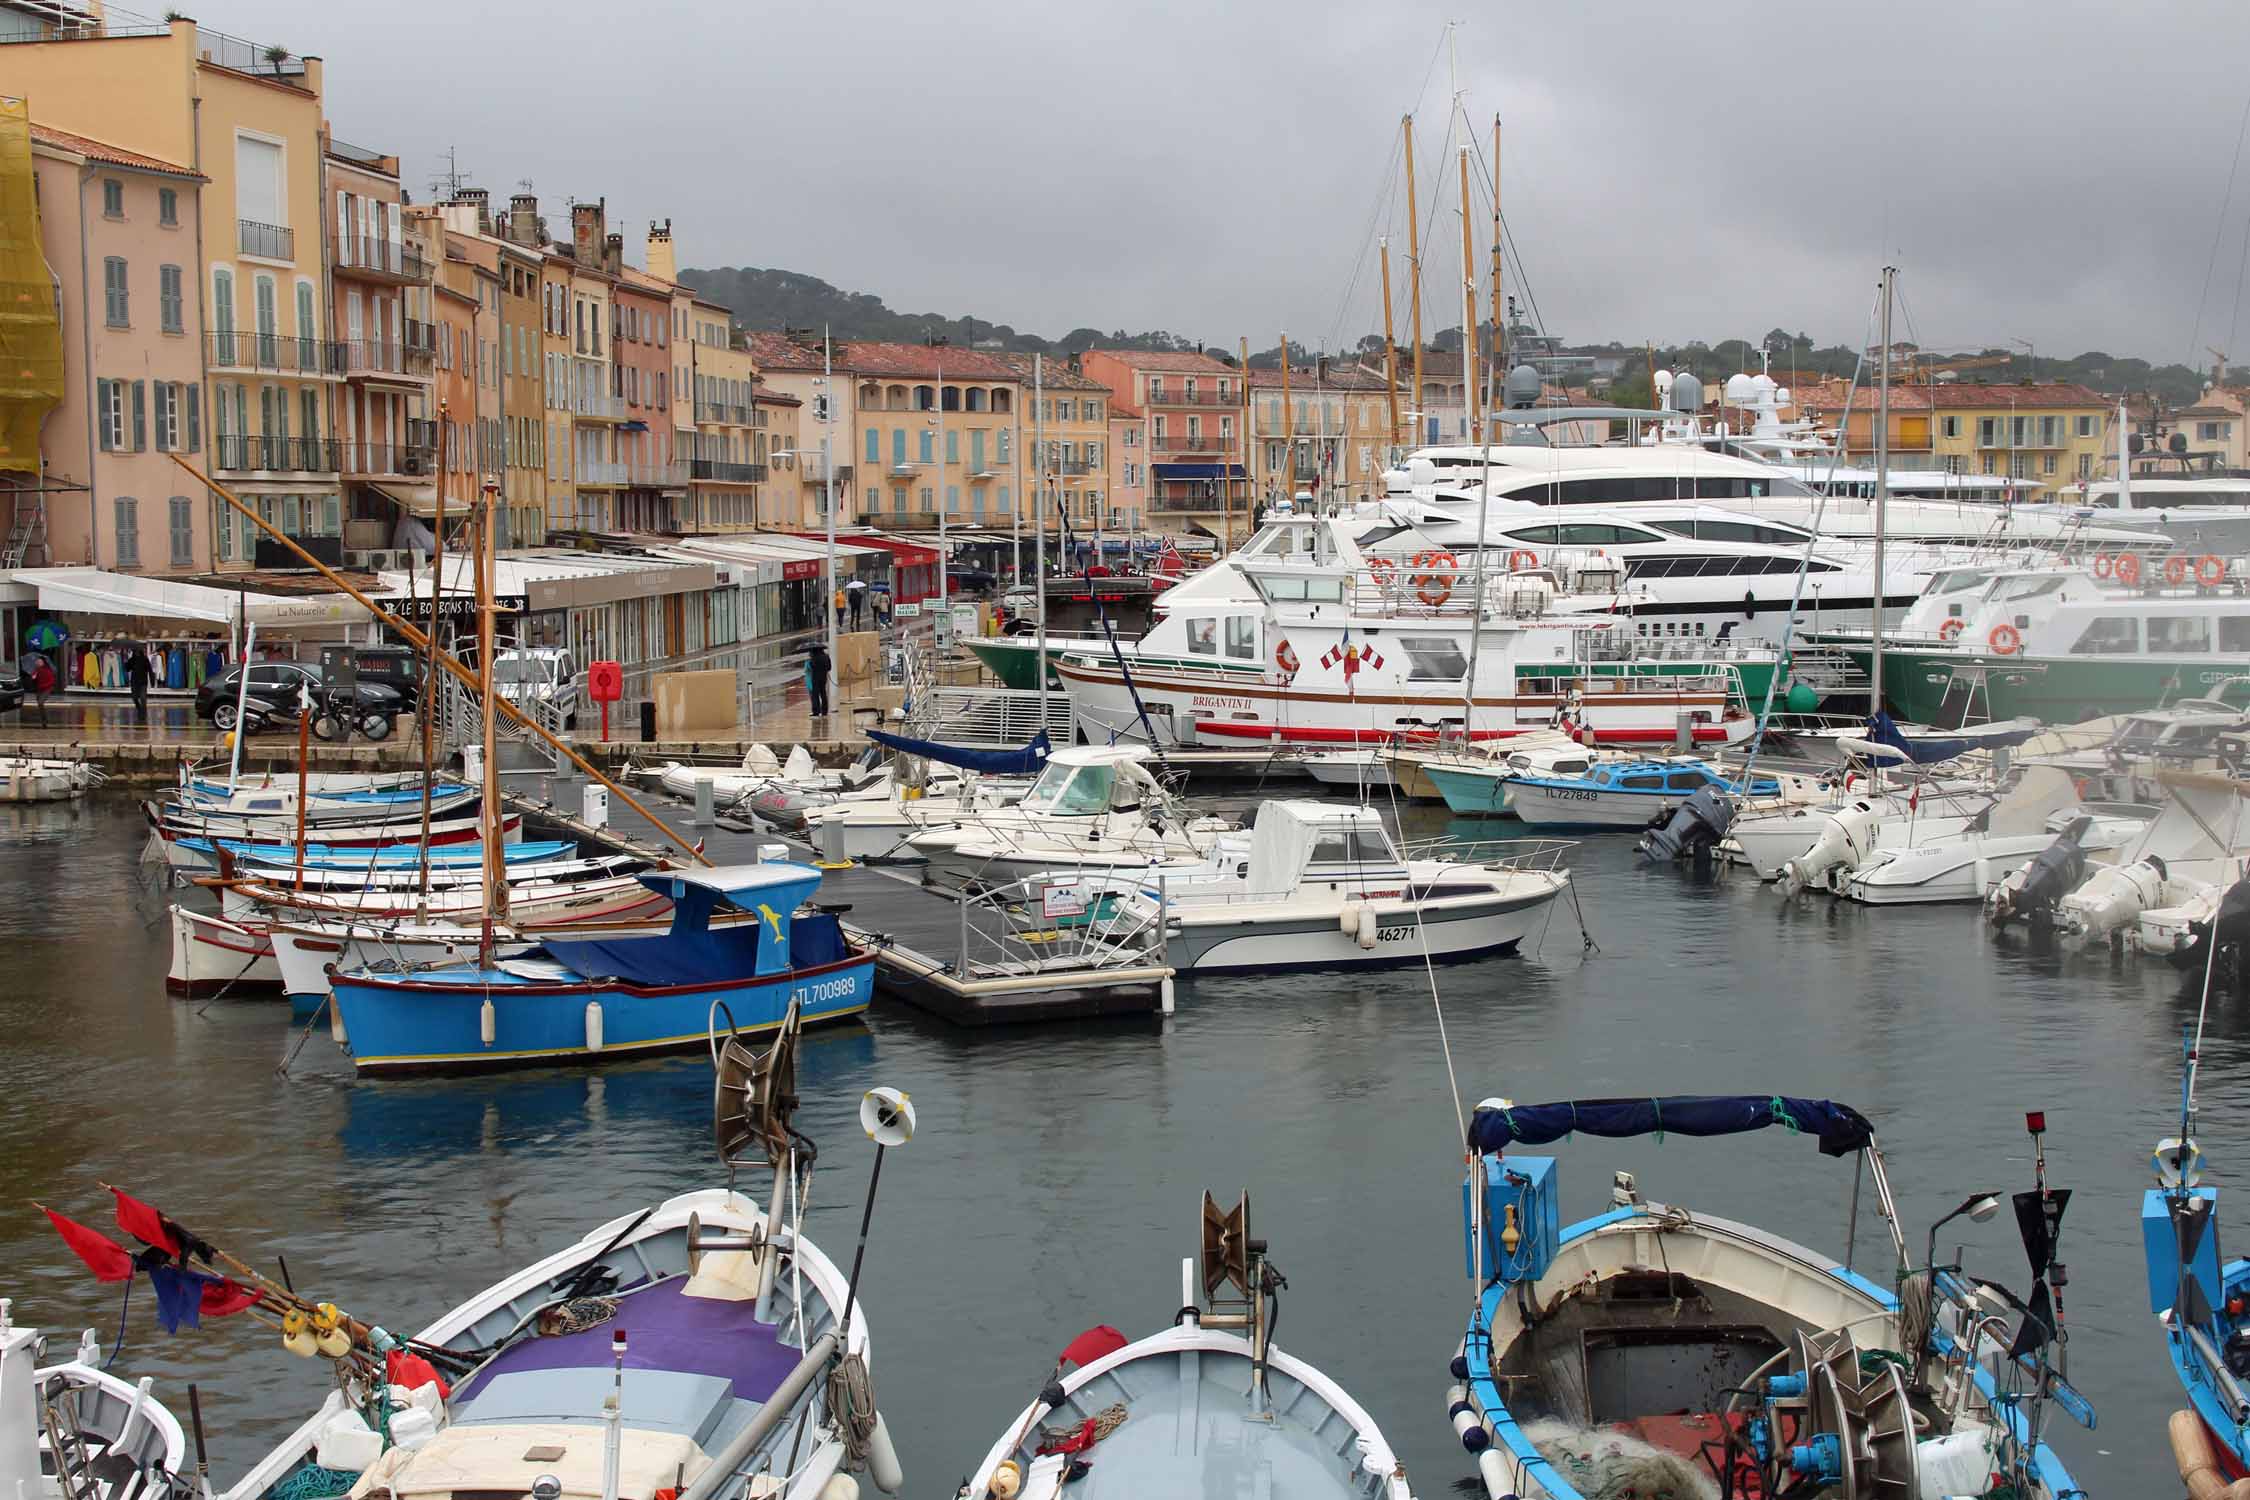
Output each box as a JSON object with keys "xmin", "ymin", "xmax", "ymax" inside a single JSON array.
[
  {"xmin": 1166, "ymin": 882, "xmax": 1560, "ymax": 972},
  {"xmin": 166, "ymin": 905, "xmax": 282, "ymax": 995},
  {"xmin": 1421, "ymin": 763, "xmax": 1521, "ymax": 816},
  {"xmin": 1860, "ymin": 644, "xmax": 2247, "ymax": 724},
  {"xmin": 330, "ymin": 953, "xmax": 875, "ymax": 1073}
]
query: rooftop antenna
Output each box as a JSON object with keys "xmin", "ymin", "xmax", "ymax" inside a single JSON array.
[{"xmin": 427, "ymin": 146, "xmax": 471, "ymax": 201}]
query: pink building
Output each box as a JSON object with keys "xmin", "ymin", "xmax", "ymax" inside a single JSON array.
[
  {"xmin": 26, "ymin": 122, "xmax": 210, "ymax": 573},
  {"xmin": 612, "ymin": 269, "xmax": 680, "ymax": 532},
  {"xmin": 1077, "ymin": 348, "xmax": 1247, "ymax": 536},
  {"xmin": 327, "ymin": 134, "xmax": 438, "ymax": 550}
]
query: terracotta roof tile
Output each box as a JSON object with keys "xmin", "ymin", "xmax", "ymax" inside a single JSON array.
[
  {"xmin": 1084, "ymin": 347, "xmax": 1238, "ymax": 374},
  {"xmin": 1247, "ymin": 365, "xmax": 1388, "ymax": 391},
  {"xmin": 1921, "ymin": 381, "xmax": 2107, "ymax": 409},
  {"xmin": 738, "ymin": 332, "xmax": 1024, "ymax": 381},
  {"xmin": 30, "ymin": 123, "xmax": 201, "ymax": 179},
  {"xmin": 989, "ymin": 352, "xmax": 1106, "ymax": 390}
]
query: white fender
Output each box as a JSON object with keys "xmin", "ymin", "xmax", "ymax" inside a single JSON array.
[
  {"xmin": 1356, "ymin": 905, "xmax": 1379, "ymax": 950},
  {"xmin": 867, "ymin": 1412, "xmax": 903, "ymax": 1494},
  {"xmin": 585, "ymin": 1000, "xmax": 604, "ymax": 1053}
]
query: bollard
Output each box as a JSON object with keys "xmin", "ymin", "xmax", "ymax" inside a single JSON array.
[
  {"xmin": 1674, "ymin": 711, "xmax": 1694, "ymax": 755},
  {"xmin": 693, "ymin": 776, "xmax": 715, "ymax": 828}
]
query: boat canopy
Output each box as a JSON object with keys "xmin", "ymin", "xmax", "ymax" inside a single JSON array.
[
  {"xmin": 1468, "ymin": 1094, "xmax": 1875, "ymax": 1157},
  {"xmin": 533, "ymin": 863, "xmax": 826, "ymax": 984},
  {"xmin": 865, "ymin": 727, "xmax": 1050, "ymax": 776},
  {"xmin": 1866, "ymin": 711, "xmax": 2035, "ymax": 765},
  {"xmin": 1245, "ymin": 800, "xmax": 1395, "ymax": 898}
]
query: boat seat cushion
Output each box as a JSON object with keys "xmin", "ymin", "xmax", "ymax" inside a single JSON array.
[{"xmin": 456, "ymin": 1369, "xmax": 740, "ymax": 1447}]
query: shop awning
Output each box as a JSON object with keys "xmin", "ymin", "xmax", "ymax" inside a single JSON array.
[
  {"xmin": 13, "ymin": 568, "xmax": 371, "ymax": 628},
  {"xmin": 1151, "ymin": 463, "xmax": 1246, "ymax": 481}
]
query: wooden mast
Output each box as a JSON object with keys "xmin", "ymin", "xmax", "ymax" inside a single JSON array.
[
  {"xmin": 1379, "ymin": 238, "xmax": 1401, "ymax": 449},
  {"xmin": 417, "ymin": 404, "xmax": 447, "ymax": 915},
  {"xmin": 1457, "ymin": 146, "xmax": 1479, "ymax": 443},
  {"xmin": 1402, "ymin": 114, "xmax": 1424, "ymax": 449},
  {"xmin": 476, "ymin": 480, "xmax": 506, "ymax": 949},
  {"xmin": 1489, "ymin": 116, "xmax": 1505, "ymax": 396},
  {"xmin": 1236, "ymin": 335, "xmax": 1251, "ymax": 551},
  {"xmin": 1277, "ymin": 334, "xmax": 1293, "ymax": 504}
]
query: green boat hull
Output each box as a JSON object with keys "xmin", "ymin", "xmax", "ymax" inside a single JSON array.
[
  {"xmin": 965, "ymin": 636, "xmax": 1057, "ymax": 690},
  {"xmin": 1851, "ymin": 645, "xmax": 2250, "ymax": 724},
  {"xmin": 1518, "ymin": 658, "xmax": 1780, "ymax": 705}
]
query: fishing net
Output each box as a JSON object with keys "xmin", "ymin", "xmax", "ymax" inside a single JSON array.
[
  {"xmin": 270, "ymin": 1465, "xmax": 361, "ymax": 1500},
  {"xmin": 1519, "ymin": 1418, "xmax": 1719, "ymax": 1500}
]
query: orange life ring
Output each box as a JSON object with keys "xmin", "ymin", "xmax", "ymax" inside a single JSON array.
[
  {"xmin": 2198, "ymin": 553, "xmax": 2228, "ymax": 587},
  {"xmin": 2092, "ymin": 552, "xmax": 2115, "ymax": 579},
  {"xmin": 1938, "ymin": 617, "xmax": 1965, "ymax": 641},
  {"xmin": 1367, "ymin": 556, "xmax": 1397, "ymax": 586},
  {"xmin": 1274, "ymin": 639, "xmax": 1300, "ymax": 676},
  {"xmin": 2165, "ymin": 554, "xmax": 2191, "ymax": 586},
  {"xmin": 2115, "ymin": 551, "xmax": 2144, "ymax": 587},
  {"xmin": 1507, "ymin": 549, "xmax": 1539, "ymax": 572},
  {"xmin": 1410, "ymin": 548, "xmax": 1458, "ymax": 607},
  {"xmin": 1988, "ymin": 622, "xmax": 2023, "ymax": 656}
]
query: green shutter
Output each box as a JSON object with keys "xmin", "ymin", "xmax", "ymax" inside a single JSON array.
[
  {"xmin": 186, "ymin": 386, "xmax": 201, "ymax": 451},
  {"xmin": 153, "ymin": 383, "xmax": 171, "ymax": 451},
  {"xmin": 131, "ymin": 381, "xmax": 147, "ymax": 452},
  {"xmin": 95, "ymin": 380, "xmax": 112, "ymax": 451}
]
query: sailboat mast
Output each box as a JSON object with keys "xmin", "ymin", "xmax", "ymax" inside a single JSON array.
[
  {"xmin": 1237, "ymin": 335, "xmax": 1252, "ymax": 549},
  {"xmin": 1872, "ymin": 266, "xmax": 1894, "ymax": 731},
  {"xmin": 1278, "ymin": 334, "xmax": 1293, "ymax": 505},
  {"xmin": 477, "ymin": 480, "xmax": 506, "ymax": 950},
  {"xmin": 1457, "ymin": 146, "xmax": 1479, "ymax": 443},
  {"xmin": 1489, "ymin": 116, "xmax": 1504, "ymax": 379},
  {"xmin": 1403, "ymin": 115, "xmax": 1425, "ymax": 449},
  {"xmin": 1379, "ymin": 238, "xmax": 1401, "ymax": 450},
  {"xmin": 418, "ymin": 406, "xmax": 447, "ymax": 915}
]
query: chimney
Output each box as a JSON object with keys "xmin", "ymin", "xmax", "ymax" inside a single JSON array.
[
  {"xmin": 603, "ymin": 232, "xmax": 623, "ymax": 276},
  {"xmin": 509, "ymin": 193, "xmax": 541, "ymax": 248},
  {"xmin": 646, "ymin": 219, "xmax": 676, "ymax": 282},
  {"xmin": 492, "ymin": 210, "xmax": 510, "ymax": 241},
  {"xmin": 455, "ymin": 186, "xmax": 491, "ymax": 236},
  {"xmin": 571, "ymin": 197, "xmax": 605, "ymax": 265}
]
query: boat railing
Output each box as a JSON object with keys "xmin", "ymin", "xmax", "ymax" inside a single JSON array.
[
  {"xmin": 1402, "ymin": 834, "xmax": 1577, "ymax": 873},
  {"xmin": 969, "ymin": 872, "xmax": 1172, "ymax": 975}
]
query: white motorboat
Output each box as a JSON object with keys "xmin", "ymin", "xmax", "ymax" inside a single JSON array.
[
  {"xmin": 1298, "ymin": 748, "xmax": 1398, "ymax": 791},
  {"xmin": 1725, "ymin": 777, "xmax": 1995, "ymax": 884},
  {"xmin": 656, "ymin": 744, "xmax": 890, "ymax": 823},
  {"xmin": 0, "ymin": 1301, "xmax": 186, "ymax": 1500},
  {"xmin": 1988, "ymin": 767, "xmax": 2250, "ymax": 940},
  {"xmin": 1074, "ymin": 801, "xmax": 1570, "ymax": 972},
  {"xmin": 961, "ymin": 1193, "xmax": 1413, "ymax": 1500},
  {"xmin": 798, "ymin": 775, "xmax": 1031, "ymax": 864},
  {"xmin": 906, "ymin": 745, "xmax": 1217, "ymax": 887},
  {"xmin": 1835, "ymin": 766, "xmax": 2156, "ymax": 904},
  {"xmin": 0, "ymin": 758, "xmax": 102, "ymax": 802}
]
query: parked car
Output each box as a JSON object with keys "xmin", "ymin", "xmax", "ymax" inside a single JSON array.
[
  {"xmin": 328, "ymin": 644, "xmax": 424, "ymax": 711},
  {"xmin": 946, "ymin": 565, "xmax": 998, "ymax": 595},
  {"xmin": 196, "ymin": 661, "xmax": 402, "ymax": 733}
]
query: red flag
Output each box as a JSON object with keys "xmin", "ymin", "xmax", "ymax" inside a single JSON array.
[
  {"xmin": 109, "ymin": 1187, "xmax": 181, "ymax": 1258},
  {"xmin": 1058, "ymin": 1324, "xmax": 1127, "ymax": 1369},
  {"xmin": 43, "ymin": 1208, "xmax": 133, "ymax": 1283},
  {"xmin": 199, "ymin": 1279, "xmax": 262, "ymax": 1318}
]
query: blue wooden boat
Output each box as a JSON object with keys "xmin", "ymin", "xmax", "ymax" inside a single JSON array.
[
  {"xmin": 329, "ymin": 863, "xmax": 874, "ymax": 1074},
  {"xmin": 1502, "ymin": 759, "xmax": 1781, "ymax": 829},
  {"xmin": 1448, "ymin": 1094, "xmax": 2091, "ymax": 1500},
  {"xmin": 173, "ymin": 835, "xmax": 576, "ymax": 872}
]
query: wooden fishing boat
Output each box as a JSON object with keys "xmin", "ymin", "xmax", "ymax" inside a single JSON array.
[{"xmin": 0, "ymin": 1301, "xmax": 185, "ymax": 1500}]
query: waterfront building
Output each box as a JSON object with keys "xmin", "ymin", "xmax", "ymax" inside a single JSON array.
[
  {"xmin": 996, "ymin": 354, "xmax": 1106, "ymax": 538},
  {"xmin": 613, "ymin": 266, "xmax": 682, "ymax": 533},
  {"xmin": 1246, "ymin": 363, "xmax": 1390, "ymax": 510},
  {"xmin": 1108, "ymin": 407, "xmax": 1146, "ymax": 537},
  {"xmin": 1077, "ymin": 348, "xmax": 1245, "ymax": 539},
  {"xmin": 686, "ymin": 300, "xmax": 766, "ymax": 532},
  {"xmin": 1924, "ymin": 382, "xmax": 2109, "ymax": 499}
]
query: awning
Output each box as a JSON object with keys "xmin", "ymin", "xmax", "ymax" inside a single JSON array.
[
  {"xmin": 1151, "ymin": 463, "xmax": 1245, "ymax": 481},
  {"xmin": 365, "ymin": 482, "xmax": 441, "ymax": 519},
  {"xmin": 13, "ymin": 567, "xmax": 371, "ymax": 628}
]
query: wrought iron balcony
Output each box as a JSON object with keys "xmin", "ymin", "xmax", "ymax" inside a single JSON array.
[
  {"xmin": 214, "ymin": 434, "xmax": 340, "ymax": 474},
  {"xmin": 1141, "ymin": 386, "xmax": 1235, "ymax": 407},
  {"xmin": 340, "ymin": 440, "xmax": 438, "ymax": 478},
  {"xmin": 691, "ymin": 459, "xmax": 767, "ymax": 484},
  {"xmin": 338, "ymin": 337, "xmax": 435, "ymax": 380},
  {"xmin": 336, "ymin": 236, "xmax": 432, "ymax": 282},
  {"xmin": 237, "ymin": 219, "xmax": 295, "ymax": 260},
  {"xmin": 207, "ymin": 331, "xmax": 344, "ymax": 376}
]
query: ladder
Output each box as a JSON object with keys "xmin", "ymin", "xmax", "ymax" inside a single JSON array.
[
  {"xmin": 41, "ymin": 1383, "xmax": 101, "ymax": 1500},
  {"xmin": 2, "ymin": 493, "xmax": 47, "ymax": 569}
]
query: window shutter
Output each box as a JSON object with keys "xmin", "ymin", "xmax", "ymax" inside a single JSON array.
[
  {"xmin": 95, "ymin": 380, "xmax": 112, "ymax": 451},
  {"xmin": 132, "ymin": 380, "xmax": 147, "ymax": 451},
  {"xmin": 153, "ymin": 383, "xmax": 171, "ymax": 451},
  {"xmin": 187, "ymin": 385, "xmax": 201, "ymax": 451}
]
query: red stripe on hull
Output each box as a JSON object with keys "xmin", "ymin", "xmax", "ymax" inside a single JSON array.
[{"xmin": 1188, "ymin": 722, "xmax": 1741, "ymax": 746}]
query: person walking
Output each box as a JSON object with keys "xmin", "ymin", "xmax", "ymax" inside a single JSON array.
[
  {"xmin": 833, "ymin": 584, "xmax": 848, "ymax": 631},
  {"xmin": 849, "ymin": 581, "xmax": 866, "ymax": 631},
  {"xmin": 805, "ymin": 638, "xmax": 832, "ymax": 722},
  {"xmin": 123, "ymin": 641, "xmax": 153, "ymax": 724}
]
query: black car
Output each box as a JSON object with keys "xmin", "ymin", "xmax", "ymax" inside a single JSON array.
[
  {"xmin": 326, "ymin": 645, "xmax": 423, "ymax": 711},
  {"xmin": 195, "ymin": 661, "xmax": 401, "ymax": 731},
  {"xmin": 946, "ymin": 565, "xmax": 998, "ymax": 595}
]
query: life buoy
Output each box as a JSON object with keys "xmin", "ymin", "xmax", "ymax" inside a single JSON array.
[
  {"xmin": 1367, "ymin": 556, "xmax": 1396, "ymax": 586},
  {"xmin": 1989, "ymin": 622, "xmax": 2023, "ymax": 656},
  {"xmin": 1507, "ymin": 549, "xmax": 1539, "ymax": 573},
  {"xmin": 1274, "ymin": 639, "xmax": 1299, "ymax": 676},
  {"xmin": 2198, "ymin": 553, "xmax": 2227, "ymax": 588},
  {"xmin": 2165, "ymin": 554, "xmax": 2190, "ymax": 586},
  {"xmin": 2092, "ymin": 553, "xmax": 2115, "ymax": 579},
  {"xmin": 2114, "ymin": 552, "xmax": 2144, "ymax": 587},
  {"xmin": 1410, "ymin": 548, "xmax": 1458, "ymax": 606},
  {"xmin": 1938, "ymin": 617, "xmax": 1965, "ymax": 641}
]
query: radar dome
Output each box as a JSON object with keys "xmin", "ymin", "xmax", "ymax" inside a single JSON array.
[
  {"xmin": 1670, "ymin": 372, "xmax": 1704, "ymax": 412},
  {"xmin": 1723, "ymin": 372, "xmax": 1758, "ymax": 404},
  {"xmin": 1406, "ymin": 457, "xmax": 1439, "ymax": 487},
  {"xmin": 1504, "ymin": 363, "xmax": 1542, "ymax": 409}
]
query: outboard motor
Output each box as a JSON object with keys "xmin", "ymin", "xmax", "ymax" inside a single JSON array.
[
  {"xmin": 2169, "ymin": 875, "xmax": 2250, "ymax": 981},
  {"xmin": 1639, "ymin": 784, "xmax": 1735, "ymax": 864},
  {"xmin": 1985, "ymin": 816, "xmax": 2093, "ymax": 929}
]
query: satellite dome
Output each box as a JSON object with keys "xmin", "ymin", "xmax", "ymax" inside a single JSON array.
[
  {"xmin": 1723, "ymin": 372, "xmax": 1758, "ymax": 404},
  {"xmin": 1504, "ymin": 363, "xmax": 1542, "ymax": 409},
  {"xmin": 1406, "ymin": 457, "xmax": 1439, "ymax": 487},
  {"xmin": 1753, "ymin": 373, "xmax": 1778, "ymax": 395},
  {"xmin": 1671, "ymin": 372, "xmax": 1704, "ymax": 412}
]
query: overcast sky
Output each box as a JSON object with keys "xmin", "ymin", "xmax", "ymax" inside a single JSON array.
[{"xmin": 197, "ymin": 0, "xmax": 2250, "ymax": 368}]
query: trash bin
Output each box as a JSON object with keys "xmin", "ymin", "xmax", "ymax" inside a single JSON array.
[{"xmin": 639, "ymin": 700, "xmax": 656, "ymax": 742}]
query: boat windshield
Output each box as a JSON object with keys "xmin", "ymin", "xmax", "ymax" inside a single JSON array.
[{"xmin": 1026, "ymin": 761, "xmax": 1115, "ymax": 815}]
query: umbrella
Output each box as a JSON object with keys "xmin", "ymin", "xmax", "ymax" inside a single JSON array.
[
  {"xmin": 25, "ymin": 619, "xmax": 67, "ymax": 650},
  {"xmin": 847, "ymin": 579, "xmax": 867, "ymax": 590}
]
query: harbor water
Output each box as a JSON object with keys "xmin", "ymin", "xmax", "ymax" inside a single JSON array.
[{"xmin": 0, "ymin": 794, "xmax": 2222, "ymax": 1497}]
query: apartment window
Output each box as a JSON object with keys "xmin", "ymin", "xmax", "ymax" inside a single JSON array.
[
  {"xmin": 154, "ymin": 383, "xmax": 181, "ymax": 451},
  {"xmin": 1941, "ymin": 415, "xmax": 1959, "ymax": 438},
  {"xmin": 1977, "ymin": 417, "xmax": 1998, "ymax": 446},
  {"xmin": 114, "ymin": 497, "xmax": 140, "ymax": 566},
  {"xmin": 158, "ymin": 187, "xmax": 178, "ymax": 226},
  {"xmin": 103, "ymin": 257, "xmax": 128, "ymax": 326},
  {"xmin": 234, "ymin": 134, "xmax": 284, "ymax": 238},
  {"xmin": 2078, "ymin": 453, "xmax": 2093, "ymax": 480},
  {"xmin": 2042, "ymin": 453, "xmax": 2058, "ymax": 476},
  {"xmin": 2078, "ymin": 415, "xmax": 2095, "ymax": 437},
  {"xmin": 158, "ymin": 264, "xmax": 183, "ymax": 334},
  {"xmin": 96, "ymin": 379, "xmax": 125, "ymax": 451},
  {"xmin": 919, "ymin": 486, "xmax": 933, "ymax": 510},
  {"xmin": 946, "ymin": 484, "xmax": 959, "ymax": 513},
  {"xmin": 997, "ymin": 428, "xmax": 1011, "ymax": 464},
  {"xmin": 2200, "ymin": 421, "xmax": 2223, "ymax": 442},
  {"xmin": 945, "ymin": 429, "xmax": 959, "ymax": 463},
  {"xmin": 168, "ymin": 496, "xmax": 193, "ymax": 567},
  {"xmin": 102, "ymin": 178, "xmax": 124, "ymax": 218},
  {"xmin": 918, "ymin": 429, "xmax": 933, "ymax": 464}
]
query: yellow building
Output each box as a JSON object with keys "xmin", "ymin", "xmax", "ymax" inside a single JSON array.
[
  {"xmin": 684, "ymin": 300, "xmax": 765, "ymax": 532},
  {"xmin": 999, "ymin": 355, "xmax": 1107, "ymax": 532},
  {"xmin": 2, "ymin": 14, "xmax": 342, "ymax": 569},
  {"xmin": 1926, "ymin": 382, "xmax": 2110, "ymax": 499},
  {"xmin": 1247, "ymin": 365, "xmax": 1389, "ymax": 509}
]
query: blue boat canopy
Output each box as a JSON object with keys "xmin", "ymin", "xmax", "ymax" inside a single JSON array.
[
  {"xmin": 1866, "ymin": 711, "xmax": 2035, "ymax": 766},
  {"xmin": 1468, "ymin": 1095, "xmax": 1875, "ymax": 1157},
  {"xmin": 535, "ymin": 862, "xmax": 828, "ymax": 983},
  {"xmin": 864, "ymin": 727, "xmax": 1050, "ymax": 776}
]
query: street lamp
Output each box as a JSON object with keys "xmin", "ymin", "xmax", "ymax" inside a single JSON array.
[{"xmin": 1925, "ymin": 1191, "xmax": 2003, "ymax": 1274}]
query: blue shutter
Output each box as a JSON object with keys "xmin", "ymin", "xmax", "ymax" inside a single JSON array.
[
  {"xmin": 864, "ymin": 426, "xmax": 878, "ymax": 463},
  {"xmin": 131, "ymin": 381, "xmax": 147, "ymax": 451},
  {"xmin": 186, "ymin": 386, "xmax": 201, "ymax": 451},
  {"xmin": 95, "ymin": 380, "xmax": 112, "ymax": 451}
]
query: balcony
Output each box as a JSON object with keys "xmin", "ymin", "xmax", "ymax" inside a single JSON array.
[
  {"xmin": 1151, "ymin": 432, "xmax": 1231, "ymax": 453},
  {"xmin": 1142, "ymin": 386, "xmax": 1235, "ymax": 407},
  {"xmin": 691, "ymin": 459, "xmax": 766, "ymax": 484},
  {"xmin": 695, "ymin": 401, "xmax": 754, "ymax": 425},
  {"xmin": 335, "ymin": 235, "xmax": 432, "ymax": 283},
  {"xmin": 214, "ymin": 434, "xmax": 340, "ymax": 474},
  {"xmin": 1977, "ymin": 428, "xmax": 2071, "ymax": 450},
  {"xmin": 574, "ymin": 459, "xmax": 629, "ymax": 487},
  {"xmin": 207, "ymin": 331, "xmax": 344, "ymax": 376},
  {"xmin": 238, "ymin": 219, "xmax": 295, "ymax": 260},
  {"xmin": 800, "ymin": 457, "xmax": 853, "ymax": 484},
  {"xmin": 340, "ymin": 439, "xmax": 437, "ymax": 478},
  {"xmin": 573, "ymin": 388, "xmax": 628, "ymax": 421},
  {"xmin": 1153, "ymin": 495, "xmax": 1230, "ymax": 514},
  {"xmin": 627, "ymin": 459, "xmax": 691, "ymax": 488},
  {"xmin": 1044, "ymin": 457, "xmax": 1095, "ymax": 476},
  {"xmin": 338, "ymin": 336, "xmax": 435, "ymax": 381}
]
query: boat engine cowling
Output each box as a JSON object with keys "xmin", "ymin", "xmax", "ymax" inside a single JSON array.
[
  {"xmin": 2168, "ymin": 875, "xmax": 2250, "ymax": 973},
  {"xmin": 1638, "ymin": 785, "xmax": 1735, "ymax": 862},
  {"xmin": 1779, "ymin": 803, "xmax": 1879, "ymax": 895},
  {"xmin": 1985, "ymin": 817, "xmax": 2093, "ymax": 928},
  {"xmin": 2058, "ymin": 855, "xmax": 2170, "ymax": 942}
]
